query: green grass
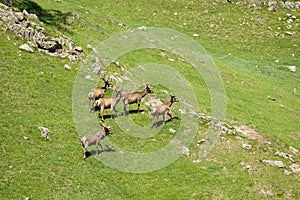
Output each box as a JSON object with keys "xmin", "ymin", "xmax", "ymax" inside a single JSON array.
[{"xmin": 1, "ymin": 0, "xmax": 300, "ymax": 199}]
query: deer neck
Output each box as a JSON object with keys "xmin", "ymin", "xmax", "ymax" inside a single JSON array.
[
  {"xmin": 166, "ymin": 101, "xmax": 173, "ymax": 108},
  {"xmin": 141, "ymin": 90, "xmax": 148, "ymax": 98}
]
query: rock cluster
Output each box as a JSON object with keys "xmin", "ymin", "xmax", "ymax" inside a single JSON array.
[
  {"xmin": 232, "ymin": 1, "xmax": 300, "ymax": 11},
  {"xmin": 0, "ymin": 3, "xmax": 84, "ymax": 61}
]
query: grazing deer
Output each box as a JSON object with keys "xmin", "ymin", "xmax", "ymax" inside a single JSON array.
[
  {"xmin": 88, "ymin": 78, "xmax": 113, "ymax": 112},
  {"xmin": 123, "ymin": 83, "xmax": 153, "ymax": 115},
  {"xmin": 81, "ymin": 122, "xmax": 113, "ymax": 160},
  {"xmin": 150, "ymin": 94, "xmax": 179, "ymax": 127},
  {"xmin": 95, "ymin": 89, "xmax": 123, "ymax": 121}
]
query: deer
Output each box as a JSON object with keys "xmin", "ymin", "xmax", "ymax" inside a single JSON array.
[
  {"xmin": 122, "ymin": 83, "xmax": 153, "ymax": 115},
  {"xmin": 150, "ymin": 94, "xmax": 179, "ymax": 127},
  {"xmin": 88, "ymin": 77, "xmax": 113, "ymax": 112},
  {"xmin": 81, "ymin": 122, "xmax": 113, "ymax": 160},
  {"xmin": 95, "ymin": 89, "xmax": 123, "ymax": 121}
]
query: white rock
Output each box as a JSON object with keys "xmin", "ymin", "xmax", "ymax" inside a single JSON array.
[
  {"xmin": 289, "ymin": 163, "xmax": 300, "ymax": 173},
  {"xmin": 288, "ymin": 66, "xmax": 297, "ymax": 72},
  {"xmin": 284, "ymin": 170, "xmax": 292, "ymax": 175},
  {"xmin": 137, "ymin": 26, "xmax": 147, "ymax": 31},
  {"xmin": 289, "ymin": 146, "xmax": 299, "ymax": 154},
  {"xmin": 19, "ymin": 43, "xmax": 34, "ymax": 53},
  {"xmin": 64, "ymin": 64, "xmax": 71, "ymax": 70},
  {"xmin": 169, "ymin": 128, "xmax": 176, "ymax": 133},
  {"xmin": 85, "ymin": 75, "xmax": 93, "ymax": 81},
  {"xmin": 242, "ymin": 143, "xmax": 252, "ymax": 150},
  {"xmin": 263, "ymin": 160, "xmax": 285, "ymax": 168},
  {"xmin": 178, "ymin": 146, "xmax": 190, "ymax": 156},
  {"xmin": 193, "ymin": 33, "xmax": 199, "ymax": 37}
]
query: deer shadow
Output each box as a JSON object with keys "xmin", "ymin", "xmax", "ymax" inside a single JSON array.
[
  {"xmin": 151, "ymin": 116, "xmax": 180, "ymax": 128},
  {"xmin": 123, "ymin": 109, "xmax": 145, "ymax": 116},
  {"xmin": 84, "ymin": 145, "xmax": 116, "ymax": 160}
]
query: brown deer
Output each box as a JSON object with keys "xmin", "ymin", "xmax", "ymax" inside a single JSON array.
[
  {"xmin": 122, "ymin": 83, "xmax": 153, "ymax": 115},
  {"xmin": 150, "ymin": 94, "xmax": 179, "ymax": 127},
  {"xmin": 95, "ymin": 89, "xmax": 123, "ymax": 121},
  {"xmin": 88, "ymin": 78, "xmax": 113, "ymax": 112},
  {"xmin": 81, "ymin": 122, "xmax": 113, "ymax": 160}
]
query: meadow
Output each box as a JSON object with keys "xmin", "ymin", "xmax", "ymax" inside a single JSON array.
[{"xmin": 1, "ymin": 0, "xmax": 300, "ymax": 199}]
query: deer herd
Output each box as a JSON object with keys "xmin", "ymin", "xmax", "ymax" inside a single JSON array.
[{"xmin": 81, "ymin": 74, "xmax": 179, "ymax": 160}]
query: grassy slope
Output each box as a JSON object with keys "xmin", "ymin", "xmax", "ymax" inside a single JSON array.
[{"xmin": 1, "ymin": 0, "xmax": 300, "ymax": 199}]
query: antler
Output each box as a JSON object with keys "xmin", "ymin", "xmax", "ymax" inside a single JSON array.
[{"xmin": 99, "ymin": 121, "xmax": 110, "ymax": 129}]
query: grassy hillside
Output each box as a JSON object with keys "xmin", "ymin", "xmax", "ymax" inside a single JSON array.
[{"xmin": 1, "ymin": 0, "xmax": 300, "ymax": 199}]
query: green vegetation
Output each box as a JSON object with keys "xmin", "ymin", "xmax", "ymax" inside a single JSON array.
[{"xmin": 1, "ymin": 0, "xmax": 299, "ymax": 199}]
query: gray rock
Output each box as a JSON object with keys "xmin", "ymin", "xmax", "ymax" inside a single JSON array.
[
  {"xmin": 19, "ymin": 43, "xmax": 34, "ymax": 52},
  {"xmin": 263, "ymin": 160, "xmax": 285, "ymax": 168},
  {"xmin": 289, "ymin": 163, "xmax": 300, "ymax": 173}
]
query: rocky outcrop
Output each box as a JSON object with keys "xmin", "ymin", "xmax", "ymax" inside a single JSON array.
[{"xmin": 0, "ymin": 3, "xmax": 84, "ymax": 61}]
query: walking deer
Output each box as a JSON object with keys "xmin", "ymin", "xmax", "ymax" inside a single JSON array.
[
  {"xmin": 88, "ymin": 78, "xmax": 113, "ymax": 112},
  {"xmin": 81, "ymin": 122, "xmax": 113, "ymax": 160},
  {"xmin": 122, "ymin": 83, "xmax": 153, "ymax": 115},
  {"xmin": 95, "ymin": 89, "xmax": 123, "ymax": 121},
  {"xmin": 150, "ymin": 94, "xmax": 179, "ymax": 127}
]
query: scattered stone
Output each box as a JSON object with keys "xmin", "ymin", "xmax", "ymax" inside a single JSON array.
[
  {"xmin": 193, "ymin": 33, "xmax": 199, "ymax": 37},
  {"xmin": 85, "ymin": 75, "xmax": 93, "ymax": 81},
  {"xmin": 289, "ymin": 163, "xmax": 300, "ymax": 173},
  {"xmin": 137, "ymin": 26, "xmax": 147, "ymax": 31},
  {"xmin": 178, "ymin": 146, "xmax": 190, "ymax": 156},
  {"xmin": 23, "ymin": 136, "xmax": 29, "ymax": 140},
  {"xmin": 284, "ymin": 170, "xmax": 292, "ymax": 175},
  {"xmin": 38, "ymin": 126, "xmax": 52, "ymax": 140},
  {"xmin": 197, "ymin": 139, "xmax": 206, "ymax": 144},
  {"xmin": 267, "ymin": 95, "xmax": 276, "ymax": 101},
  {"xmin": 19, "ymin": 43, "xmax": 34, "ymax": 53},
  {"xmin": 262, "ymin": 160, "xmax": 285, "ymax": 168},
  {"xmin": 289, "ymin": 146, "xmax": 299, "ymax": 154},
  {"xmin": 74, "ymin": 46, "xmax": 83, "ymax": 52},
  {"xmin": 86, "ymin": 44, "xmax": 97, "ymax": 53},
  {"xmin": 288, "ymin": 66, "xmax": 297, "ymax": 72},
  {"xmin": 0, "ymin": 4, "xmax": 84, "ymax": 61},
  {"xmin": 64, "ymin": 64, "xmax": 71, "ymax": 70},
  {"xmin": 242, "ymin": 143, "xmax": 252, "ymax": 150},
  {"xmin": 169, "ymin": 128, "xmax": 176, "ymax": 133},
  {"xmin": 275, "ymin": 151, "xmax": 294, "ymax": 162},
  {"xmin": 159, "ymin": 52, "xmax": 167, "ymax": 57}
]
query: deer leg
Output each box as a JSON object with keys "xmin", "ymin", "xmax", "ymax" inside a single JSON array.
[
  {"xmin": 82, "ymin": 147, "xmax": 87, "ymax": 160},
  {"xmin": 113, "ymin": 106, "xmax": 118, "ymax": 118},
  {"xmin": 99, "ymin": 106, "xmax": 104, "ymax": 121},
  {"xmin": 124, "ymin": 103, "xmax": 127, "ymax": 116},
  {"xmin": 137, "ymin": 101, "xmax": 140, "ymax": 113},
  {"xmin": 96, "ymin": 141, "xmax": 99, "ymax": 156}
]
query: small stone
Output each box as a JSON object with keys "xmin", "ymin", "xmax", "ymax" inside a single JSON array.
[
  {"xmin": 178, "ymin": 146, "xmax": 190, "ymax": 156},
  {"xmin": 197, "ymin": 139, "xmax": 206, "ymax": 144},
  {"xmin": 262, "ymin": 160, "xmax": 285, "ymax": 168},
  {"xmin": 19, "ymin": 43, "xmax": 34, "ymax": 53},
  {"xmin": 193, "ymin": 33, "xmax": 199, "ymax": 37},
  {"xmin": 159, "ymin": 52, "xmax": 167, "ymax": 57},
  {"xmin": 137, "ymin": 26, "xmax": 147, "ymax": 31},
  {"xmin": 284, "ymin": 170, "xmax": 292, "ymax": 175},
  {"xmin": 169, "ymin": 128, "xmax": 176, "ymax": 133},
  {"xmin": 289, "ymin": 163, "xmax": 300, "ymax": 173},
  {"xmin": 288, "ymin": 66, "xmax": 297, "ymax": 72},
  {"xmin": 64, "ymin": 64, "xmax": 71, "ymax": 70},
  {"xmin": 289, "ymin": 146, "xmax": 299, "ymax": 154},
  {"xmin": 74, "ymin": 46, "xmax": 83, "ymax": 52},
  {"xmin": 242, "ymin": 143, "xmax": 252, "ymax": 150},
  {"xmin": 85, "ymin": 75, "xmax": 93, "ymax": 81}
]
